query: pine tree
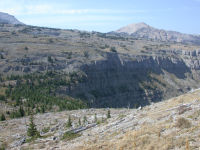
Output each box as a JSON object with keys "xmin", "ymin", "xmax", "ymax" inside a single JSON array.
[
  {"xmin": 27, "ymin": 115, "xmax": 39, "ymax": 137},
  {"xmin": 0, "ymin": 113, "xmax": 6, "ymax": 121},
  {"xmin": 107, "ymin": 110, "xmax": 111, "ymax": 119},
  {"xmin": 41, "ymin": 105, "xmax": 45, "ymax": 113},
  {"xmin": 27, "ymin": 107, "xmax": 31, "ymax": 115},
  {"xmin": 78, "ymin": 118, "xmax": 81, "ymax": 126},
  {"xmin": 67, "ymin": 115, "xmax": 72, "ymax": 127},
  {"xmin": 19, "ymin": 106, "xmax": 25, "ymax": 117},
  {"xmin": 36, "ymin": 107, "xmax": 40, "ymax": 113},
  {"xmin": 83, "ymin": 116, "xmax": 87, "ymax": 124},
  {"xmin": 94, "ymin": 113, "xmax": 97, "ymax": 123}
]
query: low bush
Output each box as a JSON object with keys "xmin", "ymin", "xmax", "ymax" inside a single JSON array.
[
  {"xmin": 62, "ymin": 131, "xmax": 81, "ymax": 141},
  {"xmin": 176, "ymin": 117, "xmax": 191, "ymax": 128}
]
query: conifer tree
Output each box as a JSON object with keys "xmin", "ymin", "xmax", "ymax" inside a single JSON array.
[
  {"xmin": 41, "ymin": 105, "xmax": 45, "ymax": 113},
  {"xmin": 0, "ymin": 113, "xmax": 6, "ymax": 121},
  {"xmin": 19, "ymin": 106, "xmax": 25, "ymax": 117},
  {"xmin": 67, "ymin": 115, "xmax": 72, "ymax": 127},
  {"xmin": 78, "ymin": 118, "xmax": 81, "ymax": 126},
  {"xmin": 83, "ymin": 116, "xmax": 87, "ymax": 124},
  {"xmin": 94, "ymin": 113, "xmax": 97, "ymax": 123},
  {"xmin": 27, "ymin": 114, "xmax": 39, "ymax": 137},
  {"xmin": 107, "ymin": 110, "xmax": 111, "ymax": 119}
]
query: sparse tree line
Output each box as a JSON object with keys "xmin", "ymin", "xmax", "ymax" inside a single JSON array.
[
  {"xmin": 66, "ymin": 110, "xmax": 111, "ymax": 128},
  {"xmin": 26, "ymin": 109, "xmax": 112, "ymax": 142}
]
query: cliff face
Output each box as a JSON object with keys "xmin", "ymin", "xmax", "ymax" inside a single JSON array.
[{"xmin": 66, "ymin": 52, "xmax": 200, "ymax": 107}]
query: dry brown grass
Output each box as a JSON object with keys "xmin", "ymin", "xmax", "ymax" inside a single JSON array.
[
  {"xmin": 81, "ymin": 123, "xmax": 190, "ymax": 150},
  {"xmin": 185, "ymin": 138, "xmax": 190, "ymax": 150},
  {"xmin": 80, "ymin": 90, "xmax": 200, "ymax": 150}
]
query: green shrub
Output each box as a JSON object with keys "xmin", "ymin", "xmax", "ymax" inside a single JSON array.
[
  {"xmin": 110, "ymin": 47, "xmax": 117, "ymax": 53},
  {"xmin": 62, "ymin": 131, "xmax": 81, "ymax": 141},
  {"xmin": 0, "ymin": 95, "xmax": 5, "ymax": 101},
  {"xmin": 42, "ymin": 127, "xmax": 50, "ymax": 133},
  {"xmin": 0, "ymin": 114, "xmax": 6, "ymax": 121},
  {"xmin": 0, "ymin": 142, "xmax": 7, "ymax": 150},
  {"xmin": 83, "ymin": 51, "xmax": 89, "ymax": 58},
  {"xmin": 47, "ymin": 56, "xmax": 53, "ymax": 63},
  {"xmin": 24, "ymin": 46, "xmax": 28, "ymax": 51}
]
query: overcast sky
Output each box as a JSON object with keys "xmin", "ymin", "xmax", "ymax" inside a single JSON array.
[{"xmin": 0, "ymin": 0, "xmax": 199, "ymax": 34}]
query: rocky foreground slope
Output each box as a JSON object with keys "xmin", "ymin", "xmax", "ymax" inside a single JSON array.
[{"xmin": 1, "ymin": 89, "xmax": 200, "ymax": 150}]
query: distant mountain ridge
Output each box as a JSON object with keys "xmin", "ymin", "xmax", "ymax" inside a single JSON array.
[
  {"xmin": 0, "ymin": 12, "xmax": 24, "ymax": 25},
  {"xmin": 114, "ymin": 22, "xmax": 200, "ymax": 45},
  {"xmin": 0, "ymin": 12, "xmax": 199, "ymax": 45}
]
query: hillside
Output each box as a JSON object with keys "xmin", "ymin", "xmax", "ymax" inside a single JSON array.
[{"xmin": 1, "ymin": 88, "xmax": 200, "ymax": 149}]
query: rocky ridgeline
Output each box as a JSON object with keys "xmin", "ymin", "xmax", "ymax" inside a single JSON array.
[{"xmin": 157, "ymin": 49, "xmax": 200, "ymax": 56}]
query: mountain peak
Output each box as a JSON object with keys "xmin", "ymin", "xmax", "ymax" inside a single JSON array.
[
  {"xmin": 116, "ymin": 22, "xmax": 150, "ymax": 34},
  {"xmin": 0, "ymin": 12, "xmax": 24, "ymax": 25},
  {"xmin": 114, "ymin": 22, "xmax": 200, "ymax": 44}
]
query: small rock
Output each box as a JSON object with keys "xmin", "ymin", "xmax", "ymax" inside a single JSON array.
[
  {"xmin": 53, "ymin": 136, "xmax": 57, "ymax": 140},
  {"xmin": 11, "ymin": 137, "xmax": 26, "ymax": 147}
]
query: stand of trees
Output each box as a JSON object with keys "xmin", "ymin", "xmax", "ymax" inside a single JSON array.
[{"xmin": 3, "ymin": 71, "xmax": 87, "ymax": 119}]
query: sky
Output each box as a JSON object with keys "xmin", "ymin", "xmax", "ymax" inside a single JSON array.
[{"xmin": 0, "ymin": 0, "xmax": 200, "ymax": 34}]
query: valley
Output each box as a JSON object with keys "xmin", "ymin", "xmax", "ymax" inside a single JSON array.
[{"xmin": 0, "ymin": 23, "xmax": 200, "ymax": 110}]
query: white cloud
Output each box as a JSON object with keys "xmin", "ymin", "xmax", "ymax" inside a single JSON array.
[
  {"xmin": 25, "ymin": 5, "xmax": 52, "ymax": 15},
  {"xmin": 0, "ymin": 0, "xmax": 150, "ymax": 16}
]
